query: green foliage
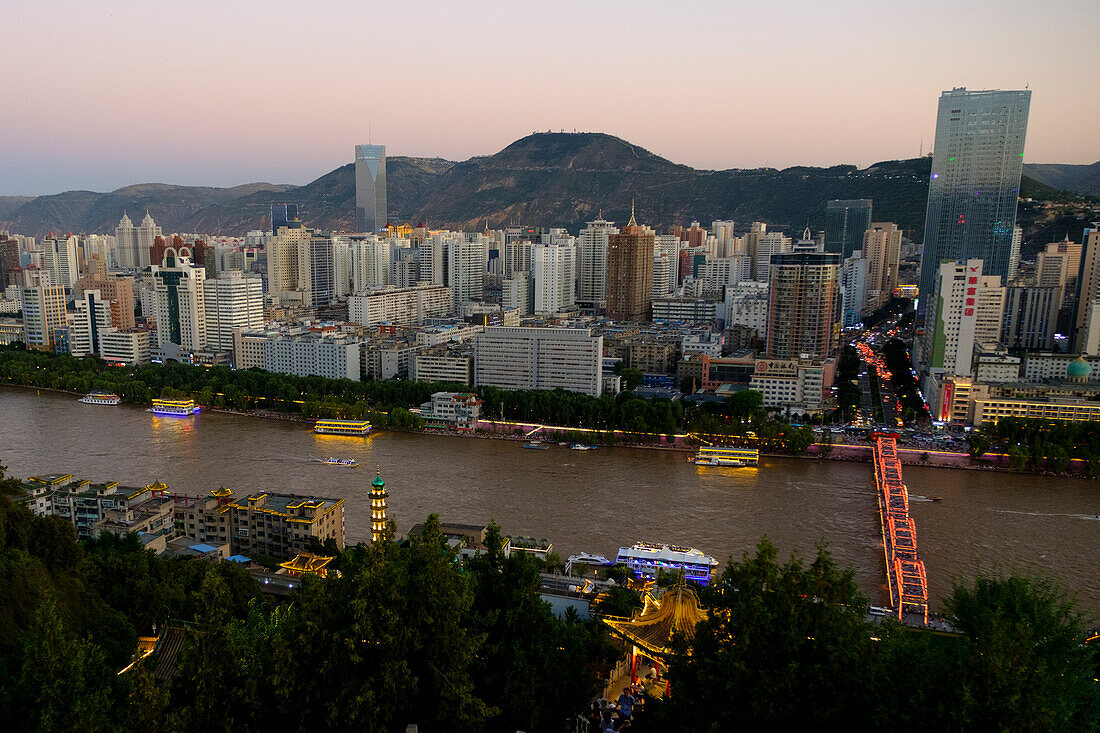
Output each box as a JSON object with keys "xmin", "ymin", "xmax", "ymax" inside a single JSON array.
[{"xmin": 966, "ymin": 432, "xmax": 991, "ymax": 460}]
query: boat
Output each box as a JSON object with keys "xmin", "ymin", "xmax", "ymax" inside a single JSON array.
[
  {"xmin": 565, "ymin": 552, "xmax": 614, "ymax": 574},
  {"xmin": 79, "ymin": 391, "xmax": 121, "ymax": 405},
  {"xmin": 929, "ymin": 496, "xmax": 943, "ymax": 502},
  {"xmin": 317, "ymin": 457, "xmax": 359, "ymax": 467},
  {"xmin": 314, "ymin": 419, "xmax": 372, "ymax": 436},
  {"xmin": 570, "ymin": 443, "xmax": 598, "ymax": 451},
  {"xmin": 615, "ymin": 542, "xmax": 720, "ymax": 586},
  {"xmin": 148, "ymin": 398, "xmax": 200, "ymax": 416},
  {"xmin": 522, "ymin": 441, "xmax": 550, "ymax": 450},
  {"xmin": 693, "ymin": 446, "xmax": 759, "ymax": 467}
]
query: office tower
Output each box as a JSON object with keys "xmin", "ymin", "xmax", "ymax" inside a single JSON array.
[
  {"xmin": 271, "ymin": 203, "xmax": 299, "ymax": 236},
  {"xmin": 40, "ymin": 235, "xmax": 80, "ymax": 288},
  {"xmin": 918, "ymin": 88, "xmax": 1031, "ymax": 306},
  {"xmin": 447, "ymin": 235, "xmax": 488, "ymax": 310},
  {"xmin": 115, "ymin": 213, "xmax": 138, "ymax": 269},
  {"xmin": 825, "ymin": 200, "xmax": 873, "ymax": 259},
  {"xmin": 474, "ymin": 326, "xmax": 603, "ymax": 397},
  {"xmin": 305, "ymin": 233, "xmax": 336, "ymax": 307},
  {"xmin": 0, "ymin": 234, "xmax": 18, "ymax": 286},
  {"xmin": 532, "ymin": 242, "xmax": 576, "ymax": 314},
  {"xmin": 151, "ymin": 252, "xmax": 207, "ymax": 350},
  {"xmin": 355, "ymin": 144, "xmax": 387, "ymax": 233},
  {"xmin": 265, "ymin": 226, "xmax": 333, "ymax": 307},
  {"xmin": 204, "ymin": 271, "xmax": 264, "ymax": 354},
  {"xmin": 19, "ymin": 269, "xmax": 68, "ymax": 351},
  {"xmin": 711, "ymin": 221, "xmax": 736, "ymax": 257},
  {"xmin": 135, "ymin": 212, "xmax": 161, "ymax": 269},
  {"xmin": 1002, "ymin": 285, "xmax": 1061, "ymax": 351},
  {"xmin": 68, "ymin": 290, "xmax": 113, "ymax": 358},
  {"xmin": 606, "ymin": 209, "xmax": 655, "ymax": 321},
  {"xmin": 1073, "ymin": 224, "xmax": 1100, "ymax": 347},
  {"xmin": 841, "ymin": 255, "xmax": 870, "ymax": 327},
  {"xmin": 576, "ymin": 216, "xmax": 618, "ymax": 307},
  {"xmin": 765, "ymin": 252, "xmax": 841, "ymax": 359},
  {"xmin": 754, "ymin": 231, "xmax": 792, "ymax": 281},
  {"xmin": 920, "ymin": 259, "xmax": 1005, "ymax": 378},
  {"xmin": 862, "ymin": 223, "xmax": 903, "ymax": 314},
  {"xmin": 1036, "ymin": 237, "xmax": 1081, "ymax": 293}
]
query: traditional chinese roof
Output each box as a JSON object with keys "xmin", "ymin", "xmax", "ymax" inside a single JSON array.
[
  {"xmin": 602, "ymin": 584, "xmax": 708, "ymax": 659},
  {"xmin": 278, "ymin": 552, "xmax": 334, "ymax": 577}
]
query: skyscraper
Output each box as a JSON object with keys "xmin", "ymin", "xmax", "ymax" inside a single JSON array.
[
  {"xmin": 152, "ymin": 252, "xmax": 207, "ymax": 351},
  {"xmin": 135, "ymin": 212, "xmax": 161, "ymax": 269},
  {"xmin": 861, "ymin": 222, "xmax": 903, "ymax": 314},
  {"xmin": 115, "ymin": 213, "xmax": 137, "ymax": 269},
  {"xmin": 606, "ymin": 208, "xmax": 655, "ymax": 321},
  {"xmin": 355, "ymin": 144, "xmax": 387, "ymax": 234},
  {"xmin": 765, "ymin": 252, "xmax": 841, "ymax": 360},
  {"xmin": 577, "ymin": 216, "xmax": 618, "ymax": 307},
  {"xmin": 19, "ymin": 269, "xmax": 68, "ymax": 351},
  {"xmin": 918, "ymin": 88, "xmax": 1031, "ymax": 308},
  {"xmin": 920, "ymin": 259, "xmax": 1005, "ymax": 379},
  {"xmin": 271, "ymin": 203, "xmax": 299, "ymax": 236},
  {"xmin": 825, "ymin": 200, "xmax": 872, "ymax": 259}
]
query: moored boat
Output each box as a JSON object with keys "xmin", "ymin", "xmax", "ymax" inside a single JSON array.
[
  {"xmin": 570, "ymin": 443, "xmax": 597, "ymax": 451},
  {"xmin": 693, "ymin": 446, "xmax": 759, "ymax": 467},
  {"xmin": 522, "ymin": 441, "xmax": 550, "ymax": 450},
  {"xmin": 79, "ymin": 391, "xmax": 121, "ymax": 405},
  {"xmin": 148, "ymin": 398, "xmax": 200, "ymax": 416},
  {"xmin": 616, "ymin": 542, "xmax": 720, "ymax": 585}
]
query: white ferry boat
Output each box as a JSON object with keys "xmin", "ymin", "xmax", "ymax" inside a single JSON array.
[
  {"xmin": 79, "ymin": 391, "xmax": 121, "ymax": 406},
  {"xmin": 148, "ymin": 398, "xmax": 201, "ymax": 416},
  {"xmin": 693, "ymin": 446, "xmax": 759, "ymax": 467},
  {"xmin": 318, "ymin": 457, "xmax": 359, "ymax": 468},
  {"xmin": 570, "ymin": 443, "xmax": 598, "ymax": 451},
  {"xmin": 616, "ymin": 542, "xmax": 720, "ymax": 586},
  {"xmin": 314, "ymin": 419, "xmax": 372, "ymax": 436}
]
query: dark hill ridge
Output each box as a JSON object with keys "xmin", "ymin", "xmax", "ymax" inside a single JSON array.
[{"xmin": 1, "ymin": 132, "xmax": 1094, "ymax": 239}]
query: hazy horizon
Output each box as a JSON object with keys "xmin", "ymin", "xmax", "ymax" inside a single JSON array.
[{"xmin": 4, "ymin": 0, "xmax": 1098, "ymax": 196}]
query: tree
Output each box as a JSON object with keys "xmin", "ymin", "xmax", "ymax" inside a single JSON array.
[{"xmin": 966, "ymin": 432, "xmax": 990, "ymax": 460}]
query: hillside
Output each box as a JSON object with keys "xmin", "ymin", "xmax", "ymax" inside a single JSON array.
[
  {"xmin": 1024, "ymin": 162, "xmax": 1100, "ymax": 197},
  {"xmin": 1, "ymin": 133, "xmax": 1095, "ymax": 240}
]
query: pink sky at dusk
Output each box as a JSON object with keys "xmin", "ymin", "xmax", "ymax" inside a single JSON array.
[{"xmin": 2, "ymin": 0, "xmax": 1098, "ymax": 195}]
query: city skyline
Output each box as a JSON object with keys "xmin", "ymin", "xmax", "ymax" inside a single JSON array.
[{"xmin": 3, "ymin": 0, "xmax": 1099, "ymax": 195}]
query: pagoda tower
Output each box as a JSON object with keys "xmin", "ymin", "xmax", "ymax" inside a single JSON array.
[{"xmin": 370, "ymin": 469, "xmax": 388, "ymax": 543}]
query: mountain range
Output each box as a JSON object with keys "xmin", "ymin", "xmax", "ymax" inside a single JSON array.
[{"xmin": 1, "ymin": 133, "xmax": 1096, "ymax": 242}]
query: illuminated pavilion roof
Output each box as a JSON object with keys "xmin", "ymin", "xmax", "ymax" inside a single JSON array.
[
  {"xmin": 602, "ymin": 584, "xmax": 708, "ymax": 659},
  {"xmin": 278, "ymin": 552, "xmax": 335, "ymax": 577}
]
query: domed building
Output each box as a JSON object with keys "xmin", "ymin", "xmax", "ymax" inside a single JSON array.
[{"xmin": 1066, "ymin": 356, "xmax": 1091, "ymax": 383}]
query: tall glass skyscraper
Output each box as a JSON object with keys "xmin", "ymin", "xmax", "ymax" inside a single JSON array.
[
  {"xmin": 271, "ymin": 203, "xmax": 299, "ymax": 235},
  {"xmin": 825, "ymin": 199, "xmax": 872, "ymax": 259},
  {"xmin": 918, "ymin": 88, "xmax": 1031, "ymax": 312},
  {"xmin": 355, "ymin": 144, "xmax": 387, "ymax": 234}
]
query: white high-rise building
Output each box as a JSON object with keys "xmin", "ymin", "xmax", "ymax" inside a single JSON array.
[
  {"xmin": 697, "ymin": 257, "xmax": 752, "ymax": 300},
  {"xmin": 135, "ymin": 212, "xmax": 161, "ymax": 269},
  {"xmin": 754, "ymin": 232, "xmax": 792, "ymax": 282},
  {"xmin": 474, "ymin": 326, "xmax": 603, "ymax": 397},
  {"xmin": 350, "ymin": 235, "xmax": 393, "ymax": 291},
  {"xmin": 723, "ymin": 281, "xmax": 770, "ymax": 339},
  {"xmin": 332, "ymin": 236, "xmax": 352, "ymax": 298},
  {"xmin": 152, "ymin": 254, "xmax": 207, "ymax": 351},
  {"xmin": 1008, "ymin": 227, "xmax": 1023, "ymax": 281},
  {"xmin": 115, "ymin": 214, "xmax": 138, "ymax": 269},
  {"xmin": 68, "ymin": 290, "xmax": 113, "ymax": 358},
  {"xmin": 266, "ymin": 226, "xmax": 334, "ymax": 307},
  {"xmin": 711, "ymin": 221, "xmax": 736, "ymax": 258},
  {"xmin": 577, "ymin": 216, "xmax": 618, "ymax": 306},
  {"xmin": 204, "ymin": 271, "xmax": 264, "ymax": 355},
  {"xmin": 19, "ymin": 269, "xmax": 68, "ymax": 351},
  {"xmin": 503, "ymin": 272, "xmax": 532, "ymax": 316},
  {"xmin": 348, "ymin": 284, "xmax": 454, "ymax": 327},
  {"xmin": 840, "ymin": 255, "xmax": 869, "ymax": 327},
  {"xmin": 448, "ymin": 234, "xmax": 488, "ymax": 309},
  {"xmin": 862, "ymin": 223, "xmax": 902, "ymax": 314},
  {"xmin": 532, "ymin": 242, "xmax": 576, "ymax": 314},
  {"xmin": 503, "ymin": 239, "xmax": 534, "ymax": 279},
  {"xmin": 920, "ymin": 259, "xmax": 1005, "ymax": 379},
  {"xmin": 40, "ymin": 235, "xmax": 80, "ymax": 288}
]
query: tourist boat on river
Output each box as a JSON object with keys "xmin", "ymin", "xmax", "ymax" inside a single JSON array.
[
  {"xmin": 570, "ymin": 443, "xmax": 597, "ymax": 451},
  {"xmin": 616, "ymin": 542, "xmax": 720, "ymax": 586},
  {"xmin": 79, "ymin": 391, "xmax": 121, "ymax": 406},
  {"xmin": 316, "ymin": 457, "xmax": 359, "ymax": 468},
  {"xmin": 693, "ymin": 446, "xmax": 759, "ymax": 467},
  {"xmin": 148, "ymin": 398, "xmax": 200, "ymax": 416},
  {"xmin": 314, "ymin": 419, "xmax": 372, "ymax": 436},
  {"xmin": 522, "ymin": 441, "xmax": 551, "ymax": 450}
]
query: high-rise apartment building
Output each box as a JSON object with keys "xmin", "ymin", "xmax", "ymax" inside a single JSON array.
[
  {"xmin": 920, "ymin": 259, "xmax": 1005, "ymax": 378},
  {"xmin": 1073, "ymin": 224, "xmax": 1100, "ymax": 348},
  {"xmin": 474, "ymin": 326, "xmax": 603, "ymax": 397},
  {"xmin": 40, "ymin": 235, "xmax": 80, "ymax": 288},
  {"xmin": 19, "ymin": 269, "xmax": 68, "ymax": 351},
  {"xmin": 918, "ymin": 88, "xmax": 1031, "ymax": 307},
  {"xmin": 266, "ymin": 226, "xmax": 335, "ymax": 307},
  {"xmin": 825, "ymin": 200, "xmax": 873, "ymax": 259},
  {"xmin": 0, "ymin": 235, "xmax": 18, "ymax": 287},
  {"xmin": 840, "ymin": 255, "xmax": 870, "ymax": 327},
  {"xmin": 348, "ymin": 284, "xmax": 454, "ymax": 327},
  {"xmin": 204, "ymin": 271, "xmax": 264, "ymax": 355},
  {"xmin": 135, "ymin": 212, "xmax": 161, "ymax": 269},
  {"xmin": 754, "ymin": 231, "xmax": 792, "ymax": 282},
  {"xmin": 447, "ymin": 235, "xmax": 488, "ymax": 310},
  {"xmin": 532, "ymin": 242, "xmax": 576, "ymax": 314},
  {"xmin": 355, "ymin": 144, "xmax": 387, "ymax": 234},
  {"xmin": 1035, "ymin": 237, "xmax": 1081, "ymax": 293},
  {"xmin": 765, "ymin": 252, "xmax": 841, "ymax": 360},
  {"xmin": 1002, "ymin": 285, "xmax": 1061, "ymax": 351},
  {"xmin": 68, "ymin": 290, "xmax": 113, "ymax": 358},
  {"xmin": 115, "ymin": 213, "xmax": 138, "ymax": 269},
  {"xmin": 862, "ymin": 222, "xmax": 902, "ymax": 314},
  {"xmin": 606, "ymin": 210, "xmax": 655, "ymax": 321},
  {"xmin": 349, "ymin": 235, "xmax": 392, "ymax": 291},
  {"xmin": 576, "ymin": 216, "xmax": 617, "ymax": 307}
]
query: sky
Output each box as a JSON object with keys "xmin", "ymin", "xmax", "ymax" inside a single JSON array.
[{"xmin": 3, "ymin": 0, "xmax": 1098, "ymax": 196}]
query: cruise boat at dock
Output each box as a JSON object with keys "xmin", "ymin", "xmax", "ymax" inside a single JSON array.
[
  {"xmin": 79, "ymin": 391, "xmax": 121, "ymax": 405},
  {"xmin": 148, "ymin": 398, "xmax": 200, "ymax": 416},
  {"xmin": 693, "ymin": 446, "xmax": 759, "ymax": 467},
  {"xmin": 616, "ymin": 542, "xmax": 719, "ymax": 586}
]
